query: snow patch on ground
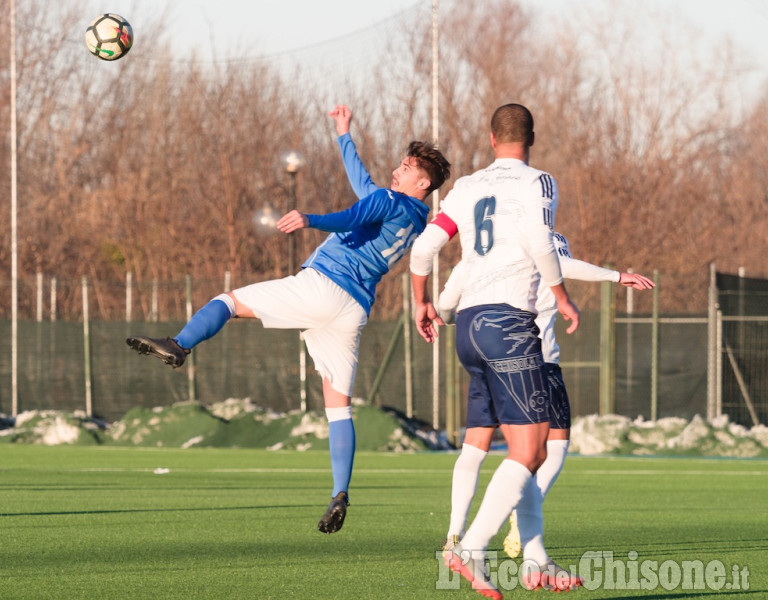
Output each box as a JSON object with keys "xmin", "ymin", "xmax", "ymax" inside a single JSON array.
[
  {"xmin": 1, "ymin": 401, "xmax": 767, "ymax": 457},
  {"xmin": 569, "ymin": 413, "xmax": 768, "ymax": 457}
]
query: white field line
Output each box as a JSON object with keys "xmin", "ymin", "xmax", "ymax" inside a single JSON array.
[
  {"xmin": 580, "ymin": 469, "xmax": 768, "ymax": 476},
  {"xmin": 14, "ymin": 467, "xmax": 768, "ymax": 476},
  {"xmin": 71, "ymin": 467, "xmax": 450, "ymax": 474}
]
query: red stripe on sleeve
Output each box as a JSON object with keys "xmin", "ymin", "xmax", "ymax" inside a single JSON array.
[{"xmin": 431, "ymin": 212, "xmax": 458, "ymax": 238}]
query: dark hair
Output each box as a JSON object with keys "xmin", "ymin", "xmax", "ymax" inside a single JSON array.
[
  {"xmin": 407, "ymin": 141, "xmax": 451, "ymax": 194},
  {"xmin": 490, "ymin": 104, "xmax": 534, "ymax": 145}
]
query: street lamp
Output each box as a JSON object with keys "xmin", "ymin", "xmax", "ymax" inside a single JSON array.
[
  {"xmin": 280, "ymin": 150, "xmax": 308, "ymax": 413},
  {"xmin": 252, "ymin": 203, "xmax": 279, "ymax": 236},
  {"xmin": 281, "ymin": 150, "xmax": 305, "ymax": 275}
]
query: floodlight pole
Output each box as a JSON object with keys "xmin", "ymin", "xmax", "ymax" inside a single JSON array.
[
  {"xmin": 10, "ymin": 0, "xmax": 19, "ymax": 417},
  {"xmin": 431, "ymin": 0, "xmax": 440, "ymax": 431}
]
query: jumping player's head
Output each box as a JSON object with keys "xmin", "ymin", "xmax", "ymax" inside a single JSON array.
[
  {"xmin": 391, "ymin": 141, "xmax": 451, "ymax": 200},
  {"xmin": 490, "ymin": 104, "xmax": 535, "ymax": 155}
]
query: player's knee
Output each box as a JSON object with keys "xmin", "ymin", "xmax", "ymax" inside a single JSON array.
[
  {"xmin": 530, "ymin": 446, "xmax": 548, "ymax": 472},
  {"xmin": 507, "ymin": 447, "xmax": 547, "ymax": 473}
]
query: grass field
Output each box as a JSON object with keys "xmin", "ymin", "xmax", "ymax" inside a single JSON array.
[{"xmin": 1, "ymin": 446, "xmax": 766, "ymax": 599}]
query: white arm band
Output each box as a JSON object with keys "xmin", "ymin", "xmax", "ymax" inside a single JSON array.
[{"xmin": 409, "ymin": 223, "xmax": 450, "ymax": 276}]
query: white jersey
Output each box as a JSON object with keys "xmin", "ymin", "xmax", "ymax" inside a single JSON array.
[
  {"xmin": 536, "ymin": 233, "xmax": 619, "ymax": 362},
  {"xmin": 438, "ymin": 232, "xmax": 620, "ymax": 363},
  {"xmin": 411, "ymin": 158, "xmax": 562, "ymax": 313}
]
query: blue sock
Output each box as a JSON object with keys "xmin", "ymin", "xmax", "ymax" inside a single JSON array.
[
  {"xmin": 328, "ymin": 416, "xmax": 355, "ymax": 497},
  {"xmin": 174, "ymin": 298, "xmax": 233, "ymax": 349}
]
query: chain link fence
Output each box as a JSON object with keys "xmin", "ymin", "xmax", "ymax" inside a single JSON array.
[{"xmin": 0, "ymin": 265, "xmax": 763, "ymax": 429}]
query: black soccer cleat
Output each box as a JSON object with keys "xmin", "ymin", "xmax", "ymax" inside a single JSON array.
[
  {"xmin": 126, "ymin": 336, "xmax": 190, "ymax": 368},
  {"xmin": 317, "ymin": 491, "xmax": 349, "ymax": 534}
]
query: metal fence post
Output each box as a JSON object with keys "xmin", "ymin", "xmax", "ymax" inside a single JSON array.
[
  {"xmin": 650, "ymin": 270, "xmax": 660, "ymax": 421},
  {"xmin": 716, "ymin": 309, "xmax": 723, "ymax": 418},
  {"xmin": 125, "ymin": 272, "xmax": 132, "ymax": 323},
  {"xmin": 402, "ymin": 272, "xmax": 414, "ymax": 418},
  {"xmin": 36, "ymin": 272, "xmax": 43, "ymax": 322},
  {"xmin": 82, "ymin": 276, "xmax": 93, "ymax": 417},
  {"xmin": 185, "ymin": 275, "xmax": 196, "ymax": 402},
  {"xmin": 151, "ymin": 279, "xmax": 159, "ymax": 322},
  {"xmin": 50, "ymin": 276, "xmax": 57, "ymax": 322},
  {"xmin": 707, "ymin": 263, "xmax": 718, "ymax": 420},
  {"xmin": 444, "ymin": 321, "xmax": 455, "ymax": 445},
  {"xmin": 599, "ymin": 278, "xmax": 616, "ymax": 415}
]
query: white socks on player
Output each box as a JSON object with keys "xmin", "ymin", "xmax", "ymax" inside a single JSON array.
[
  {"xmin": 447, "ymin": 443, "xmax": 488, "ymax": 538},
  {"xmin": 516, "ymin": 475, "xmax": 549, "ymax": 565},
  {"xmin": 536, "ymin": 439, "xmax": 570, "ymax": 496},
  {"xmin": 459, "ymin": 459, "xmax": 532, "ymax": 561},
  {"xmin": 325, "ymin": 406, "xmax": 353, "ymax": 422},
  {"xmin": 517, "ymin": 439, "xmax": 570, "ymax": 564}
]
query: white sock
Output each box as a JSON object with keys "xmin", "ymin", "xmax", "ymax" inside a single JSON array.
[
  {"xmin": 447, "ymin": 443, "xmax": 488, "ymax": 538},
  {"xmin": 518, "ymin": 439, "xmax": 569, "ymax": 564},
  {"xmin": 536, "ymin": 439, "xmax": 570, "ymax": 496},
  {"xmin": 517, "ymin": 476, "xmax": 549, "ymax": 565},
  {"xmin": 325, "ymin": 406, "xmax": 352, "ymax": 422},
  {"xmin": 460, "ymin": 459, "xmax": 532, "ymax": 561}
]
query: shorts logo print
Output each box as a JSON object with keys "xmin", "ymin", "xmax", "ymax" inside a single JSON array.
[{"xmin": 458, "ymin": 305, "xmax": 551, "ymax": 426}]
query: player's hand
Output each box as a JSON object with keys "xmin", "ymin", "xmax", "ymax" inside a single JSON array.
[
  {"xmin": 557, "ymin": 297, "xmax": 580, "ymax": 334},
  {"xmin": 276, "ymin": 210, "xmax": 309, "ymax": 234},
  {"xmin": 619, "ymin": 272, "xmax": 655, "ymax": 290},
  {"xmin": 414, "ymin": 301, "xmax": 444, "ymax": 343},
  {"xmin": 328, "ymin": 104, "xmax": 352, "ymax": 136}
]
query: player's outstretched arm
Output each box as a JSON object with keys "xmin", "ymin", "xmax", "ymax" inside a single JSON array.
[
  {"xmin": 276, "ymin": 209, "xmax": 309, "ymax": 234},
  {"xmin": 329, "ymin": 104, "xmax": 352, "ymax": 136},
  {"xmin": 331, "ymin": 104, "xmax": 378, "ymax": 200},
  {"xmin": 619, "ymin": 272, "xmax": 655, "ymax": 290}
]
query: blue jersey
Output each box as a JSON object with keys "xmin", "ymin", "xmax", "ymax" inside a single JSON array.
[{"xmin": 302, "ymin": 134, "xmax": 429, "ymax": 314}]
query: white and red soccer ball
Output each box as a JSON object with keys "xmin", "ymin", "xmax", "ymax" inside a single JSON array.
[{"xmin": 85, "ymin": 14, "xmax": 133, "ymax": 61}]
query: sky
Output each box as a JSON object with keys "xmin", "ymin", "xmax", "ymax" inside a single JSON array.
[
  {"xmin": 82, "ymin": 0, "xmax": 768, "ymax": 71},
  {"xmin": 79, "ymin": 0, "xmax": 768, "ymax": 113}
]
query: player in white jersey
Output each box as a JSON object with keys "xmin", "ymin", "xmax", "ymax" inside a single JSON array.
[
  {"xmin": 410, "ymin": 104, "xmax": 580, "ymax": 597},
  {"xmin": 436, "ymin": 232, "xmax": 655, "ymax": 564}
]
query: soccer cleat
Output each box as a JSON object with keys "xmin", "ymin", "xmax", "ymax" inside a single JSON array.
[
  {"xmin": 521, "ymin": 560, "xmax": 584, "ymax": 592},
  {"xmin": 317, "ymin": 491, "xmax": 349, "ymax": 534},
  {"xmin": 502, "ymin": 510, "xmax": 522, "ymax": 559},
  {"xmin": 126, "ymin": 336, "xmax": 190, "ymax": 368},
  {"xmin": 442, "ymin": 534, "xmax": 460, "ymax": 566},
  {"xmin": 446, "ymin": 544, "xmax": 503, "ymax": 600}
]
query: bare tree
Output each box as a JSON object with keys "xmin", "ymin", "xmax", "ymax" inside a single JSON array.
[{"xmin": 1, "ymin": 0, "xmax": 766, "ymax": 321}]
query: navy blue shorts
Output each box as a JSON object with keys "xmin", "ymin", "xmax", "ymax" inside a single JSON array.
[
  {"xmin": 456, "ymin": 304, "xmax": 550, "ymax": 427},
  {"xmin": 544, "ymin": 363, "xmax": 571, "ymax": 429}
]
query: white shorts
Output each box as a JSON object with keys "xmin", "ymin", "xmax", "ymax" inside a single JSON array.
[{"xmin": 231, "ymin": 268, "xmax": 368, "ymax": 397}]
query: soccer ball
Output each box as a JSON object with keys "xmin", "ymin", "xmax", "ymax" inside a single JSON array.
[{"xmin": 85, "ymin": 14, "xmax": 133, "ymax": 61}]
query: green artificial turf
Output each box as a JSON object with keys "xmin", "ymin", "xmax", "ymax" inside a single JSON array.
[{"xmin": 1, "ymin": 446, "xmax": 766, "ymax": 599}]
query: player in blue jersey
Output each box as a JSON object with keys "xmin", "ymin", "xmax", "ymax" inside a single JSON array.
[{"xmin": 127, "ymin": 104, "xmax": 451, "ymax": 534}]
